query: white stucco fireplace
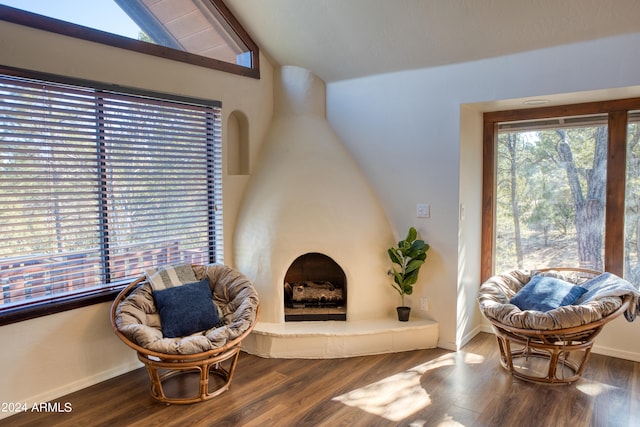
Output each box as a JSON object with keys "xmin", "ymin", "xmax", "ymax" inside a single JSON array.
[{"xmin": 234, "ymin": 66, "xmax": 438, "ymax": 358}]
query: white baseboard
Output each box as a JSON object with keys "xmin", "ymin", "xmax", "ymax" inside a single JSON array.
[
  {"xmin": 592, "ymin": 344, "xmax": 640, "ymax": 362},
  {"xmin": 0, "ymin": 360, "xmax": 142, "ymax": 421},
  {"xmin": 458, "ymin": 325, "xmax": 484, "ymax": 349},
  {"xmin": 479, "ymin": 324, "xmax": 494, "ymax": 334}
]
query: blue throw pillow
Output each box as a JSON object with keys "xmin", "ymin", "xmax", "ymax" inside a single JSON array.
[
  {"xmin": 152, "ymin": 278, "xmax": 220, "ymax": 338},
  {"xmin": 510, "ymin": 275, "xmax": 587, "ymax": 312}
]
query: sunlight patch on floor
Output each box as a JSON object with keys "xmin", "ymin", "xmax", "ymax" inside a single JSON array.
[
  {"xmin": 332, "ymin": 352, "xmax": 483, "ymax": 422},
  {"xmin": 409, "ymin": 415, "xmax": 466, "ymax": 427},
  {"xmin": 576, "ymin": 379, "xmax": 619, "ymax": 397},
  {"xmin": 461, "ymin": 352, "xmax": 485, "ymax": 364}
]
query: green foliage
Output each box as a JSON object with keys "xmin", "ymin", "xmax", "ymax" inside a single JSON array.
[
  {"xmin": 138, "ymin": 32, "xmax": 152, "ymax": 43},
  {"xmin": 495, "ymin": 125, "xmax": 609, "ymax": 271},
  {"xmin": 387, "ymin": 227, "xmax": 430, "ymax": 306}
]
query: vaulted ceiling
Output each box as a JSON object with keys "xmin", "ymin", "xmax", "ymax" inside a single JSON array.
[{"xmin": 226, "ymin": 0, "xmax": 640, "ymax": 83}]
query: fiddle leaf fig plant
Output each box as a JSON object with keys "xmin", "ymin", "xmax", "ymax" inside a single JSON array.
[{"xmin": 387, "ymin": 227, "xmax": 430, "ymax": 307}]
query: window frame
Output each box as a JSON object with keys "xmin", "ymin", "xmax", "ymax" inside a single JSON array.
[
  {"xmin": 0, "ymin": 65, "xmax": 223, "ymax": 326},
  {"xmin": 482, "ymin": 97, "xmax": 640, "ymax": 282},
  {"xmin": 0, "ymin": 0, "xmax": 260, "ymax": 79}
]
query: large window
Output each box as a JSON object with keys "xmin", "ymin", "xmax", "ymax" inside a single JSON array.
[
  {"xmin": 482, "ymin": 98, "xmax": 640, "ymax": 282},
  {"xmin": 0, "ymin": 67, "xmax": 223, "ymax": 323}
]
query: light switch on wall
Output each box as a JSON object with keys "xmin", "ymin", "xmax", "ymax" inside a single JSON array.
[{"xmin": 416, "ymin": 203, "xmax": 430, "ymax": 218}]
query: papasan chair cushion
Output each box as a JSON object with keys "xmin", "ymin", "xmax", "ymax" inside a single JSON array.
[
  {"xmin": 114, "ymin": 263, "xmax": 259, "ymax": 355},
  {"xmin": 478, "ymin": 269, "xmax": 640, "ymax": 331}
]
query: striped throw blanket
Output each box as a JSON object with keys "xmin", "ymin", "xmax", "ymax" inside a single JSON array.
[{"xmin": 145, "ymin": 264, "xmax": 197, "ymax": 290}]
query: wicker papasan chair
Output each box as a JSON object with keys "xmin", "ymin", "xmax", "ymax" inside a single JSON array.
[
  {"xmin": 478, "ymin": 267, "xmax": 640, "ymax": 384},
  {"xmin": 111, "ymin": 263, "xmax": 259, "ymax": 404}
]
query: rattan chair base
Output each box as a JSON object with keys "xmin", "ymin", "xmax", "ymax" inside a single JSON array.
[
  {"xmin": 140, "ymin": 346, "xmax": 241, "ymax": 404},
  {"xmin": 492, "ymin": 325, "xmax": 595, "ymax": 384}
]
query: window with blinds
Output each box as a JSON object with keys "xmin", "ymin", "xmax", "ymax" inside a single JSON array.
[{"xmin": 0, "ymin": 69, "xmax": 223, "ymax": 312}]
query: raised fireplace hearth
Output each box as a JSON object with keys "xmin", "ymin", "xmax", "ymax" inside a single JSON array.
[{"xmin": 284, "ymin": 253, "xmax": 346, "ymax": 321}]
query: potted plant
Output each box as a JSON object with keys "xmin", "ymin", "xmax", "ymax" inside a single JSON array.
[{"xmin": 387, "ymin": 227, "xmax": 430, "ymax": 321}]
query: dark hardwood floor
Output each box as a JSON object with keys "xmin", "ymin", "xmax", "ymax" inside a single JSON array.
[{"xmin": 2, "ymin": 332, "xmax": 639, "ymax": 427}]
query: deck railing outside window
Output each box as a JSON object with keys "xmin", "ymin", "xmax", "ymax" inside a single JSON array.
[{"xmin": 0, "ymin": 69, "xmax": 223, "ymax": 313}]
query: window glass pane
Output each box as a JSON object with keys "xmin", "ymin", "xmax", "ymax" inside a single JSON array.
[
  {"xmin": 0, "ymin": 0, "xmax": 253, "ymax": 69},
  {"xmin": 101, "ymin": 96, "xmax": 215, "ymax": 281},
  {"xmin": 495, "ymin": 116, "xmax": 608, "ymax": 272},
  {"xmin": 1, "ymin": 0, "xmax": 145, "ymax": 39},
  {"xmin": 625, "ymin": 111, "xmax": 640, "ymax": 282},
  {"xmin": 0, "ymin": 78, "xmax": 104, "ymax": 304},
  {"xmin": 0, "ymin": 71, "xmax": 222, "ymax": 311}
]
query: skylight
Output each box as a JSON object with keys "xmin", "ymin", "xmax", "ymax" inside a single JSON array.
[{"xmin": 0, "ymin": 0, "xmax": 259, "ymax": 78}]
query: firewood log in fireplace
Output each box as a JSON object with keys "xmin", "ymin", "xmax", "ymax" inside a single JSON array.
[{"xmin": 284, "ymin": 281, "xmax": 344, "ymax": 305}]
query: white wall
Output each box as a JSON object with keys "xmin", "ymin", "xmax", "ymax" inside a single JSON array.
[
  {"xmin": 326, "ymin": 32, "xmax": 640, "ymax": 353},
  {"xmin": 0, "ymin": 21, "xmax": 274, "ymax": 418},
  {"xmin": 457, "ymin": 105, "xmax": 485, "ymax": 346}
]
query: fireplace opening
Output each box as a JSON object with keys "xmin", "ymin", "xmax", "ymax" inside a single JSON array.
[{"xmin": 284, "ymin": 252, "xmax": 346, "ymax": 321}]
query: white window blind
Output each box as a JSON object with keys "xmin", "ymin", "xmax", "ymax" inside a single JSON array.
[{"xmin": 0, "ymin": 71, "xmax": 223, "ymax": 310}]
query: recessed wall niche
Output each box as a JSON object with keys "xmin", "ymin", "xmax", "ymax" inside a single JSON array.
[{"xmin": 227, "ymin": 110, "xmax": 250, "ymax": 175}]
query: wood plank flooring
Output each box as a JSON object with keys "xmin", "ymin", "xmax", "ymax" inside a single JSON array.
[{"xmin": 2, "ymin": 332, "xmax": 639, "ymax": 427}]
